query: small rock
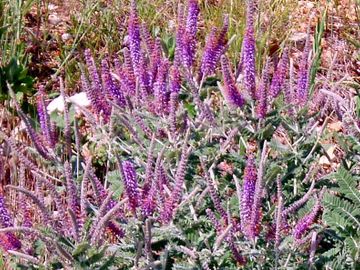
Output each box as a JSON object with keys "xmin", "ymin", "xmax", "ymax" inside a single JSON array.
[
  {"xmin": 61, "ymin": 33, "xmax": 72, "ymax": 42},
  {"xmin": 328, "ymin": 121, "xmax": 342, "ymax": 132},
  {"xmin": 289, "ymin": 32, "xmax": 307, "ymax": 42},
  {"xmin": 48, "ymin": 14, "xmax": 61, "ymax": 25},
  {"xmin": 306, "ymin": 2, "xmax": 315, "ymax": 9},
  {"xmin": 319, "ymin": 145, "xmax": 337, "ymax": 165},
  {"xmin": 48, "ymin": 3, "xmax": 58, "ymax": 11}
]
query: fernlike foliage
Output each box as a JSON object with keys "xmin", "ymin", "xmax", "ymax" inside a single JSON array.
[
  {"xmin": 0, "ymin": 0, "xmax": 348, "ymax": 269},
  {"xmin": 322, "ymin": 167, "xmax": 360, "ymax": 269}
]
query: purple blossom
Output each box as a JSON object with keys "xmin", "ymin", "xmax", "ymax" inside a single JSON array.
[
  {"xmin": 138, "ymin": 53, "xmax": 151, "ymax": 96},
  {"xmin": 202, "ymin": 160, "xmax": 228, "ymax": 222},
  {"xmin": 128, "ymin": 0, "xmax": 142, "ymax": 77},
  {"xmin": 149, "ymin": 38, "xmax": 162, "ymax": 86},
  {"xmin": 248, "ymin": 143, "xmax": 268, "ymax": 239},
  {"xmin": 81, "ymin": 72, "xmax": 102, "ymax": 114},
  {"xmin": 64, "ymin": 161, "xmax": 80, "ymax": 215},
  {"xmin": 200, "ymin": 15, "xmax": 229, "ymax": 76},
  {"xmin": 0, "ymin": 196, "xmax": 14, "ymax": 229},
  {"xmin": 161, "ymin": 147, "xmax": 190, "ymax": 223},
  {"xmin": 154, "ymin": 59, "xmax": 170, "ymax": 114},
  {"xmin": 101, "ymin": 59, "xmax": 126, "ymax": 108},
  {"xmin": 134, "ymin": 114, "xmax": 152, "ymax": 138},
  {"xmin": 293, "ymin": 196, "xmax": 321, "ymax": 240},
  {"xmin": 227, "ymin": 237, "xmax": 246, "ymax": 265},
  {"xmin": 206, "ymin": 209, "xmax": 222, "ymax": 232},
  {"xmin": 169, "ymin": 92, "xmax": 179, "ymax": 134},
  {"xmin": 141, "ymin": 187, "xmax": 157, "ymax": 218},
  {"xmin": 270, "ymin": 48, "xmax": 289, "ymax": 98},
  {"xmin": 284, "ymin": 61, "xmax": 295, "ymax": 115},
  {"xmin": 297, "ymin": 32, "xmax": 311, "ymax": 105},
  {"xmin": 0, "ymin": 195, "xmax": 21, "ymax": 250},
  {"xmin": 84, "ymin": 49, "xmax": 110, "ymax": 116},
  {"xmin": 200, "ymin": 27, "xmax": 219, "ymax": 76},
  {"xmin": 114, "ymin": 56, "xmax": 136, "ymax": 96},
  {"xmin": 242, "ymin": 0, "xmax": 256, "ymax": 99},
  {"xmin": 169, "ymin": 67, "xmax": 181, "ymax": 133},
  {"xmin": 123, "ymin": 47, "xmax": 135, "ymax": 80},
  {"xmin": 240, "ymin": 155, "xmax": 257, "ymax": 235},
  {"xmin": 141, "ymin": 23, "xmax": 155, "ymax": 55},
  {"xmin": 170, "ymin": 67, "xmax": 181, "ymax": 94},
  {"xmin": 107, "ymin": 221, "xmax": 125, "ymax": 238},
  {"xmin": 122, "ymin": 160, "xmax": 140, "ymax": 211},
  {"xmin": 256, "ymin": 59, "xmax": 270, "ymax": 119},
  {"xmin": 158, "ymin": 165, "xmax": 169, "ymax": 188},
  {"xmin": 185, "ymin": 0, "xmax": 200, "ymax": 38},
  {"xmin": 37, "ymin": 87, "xmax": 55, "ymax": 149},
  {"xmin": 220, "ymin": 55, "xmax": 245, "ymax": 108},
  {"xmin": 17, "ymin": 107, "xmax": 52, "ymax": 161},
  {"xmin": 21, "ymin": 200, "xmax": 32, "ymax": 229},
  {"xmin": 88, "ymin": 166, "xmax": 126, "ymax": 233},
  {"xmin": 181, "ymin": 0, "xmax": 200, "ymax": 68},
  {"xmin": 174, "ymin": 4, "xmax": 185, "ymax": 66}
]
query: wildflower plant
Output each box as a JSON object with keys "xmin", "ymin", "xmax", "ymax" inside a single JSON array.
[{"xmin": 0, "ymin": 0, "xmax": 352, "ymax": 269}]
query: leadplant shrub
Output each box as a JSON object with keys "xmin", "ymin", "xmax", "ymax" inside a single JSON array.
[{"xmin": 0, "ymin": 0, "xmax": 351, "ymax": 269}]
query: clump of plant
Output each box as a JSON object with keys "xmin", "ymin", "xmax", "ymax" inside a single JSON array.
[{"xmin": 0, "ymin": 0, "xmax": 350, "ymax": 269}]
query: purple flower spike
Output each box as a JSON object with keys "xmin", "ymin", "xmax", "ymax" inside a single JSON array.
[
  {"xmin": 170, "ymin": 67, "xmax": 181, "ymax": 94},
  {"xmin": 186, "ymin": 0, "xmax": 200, "ymax": 39},
  {"xmin": 64, "ymin": 161, "xmax": 80, "ymax": 215},
  {"xmin": 122, "ymin": 48, "xmax": 136, "ymax": 91},
  {"xmin": 256, "ymin": 59, "xmax": 271, "ymax": 119},
  {"xmin": 84, "ymin": 49, "xmax": 110, "ymax": 116},
  {"xmin": 200, "ymin": 27, "xmax": 219, "ymax": 76},
  {"xmin": 139, "ymin": 53, "xmax": 151, "ymax": 96},
  {"xmin": 101, "ymin": 59, "xmax": 126, "ymax": 108},
  {"xmin": 114, "ymin": 56, "xmax": 136, "ymax": 96},
  {"xmin": 37, "ymin": 87, "xmax": 55, "ymax": 149},
  {"xmin": 270, "ymin": 48, "xmax": 289, "ymax": 98},
  {"xmin": 206, "ymin": 209, "xmax": 222, "ymax": 232},
  {"xmin": 201, "ymin": 15, "xmax": 229, "ymax": 77},
  {"xmin": 169, "ymin": 67, "xmax": 181, "ymax": 133},
  {"xmin": 0, "ymin": 195, "xmax": 14, "ymax": 229},
  {"xmin": 149, "ymin": 38, "xmax": 163, "ymax": 87},
  {"xmin": 220, "ymin": 55, "xmax": 245, "ymax": 108},
  {"xmin": 161, "ymin": 147, "xmax": 191, "ymax": 224},
  {"xmin": 154, "ymin": 59, "xmax": 170, "ymax": 114},
  {"xmin": 107, "ymin": 221, "xmax": 125, "ymax": 238},
  {"xmin": 174, "ymin": 4, "xmax": 185, "ymax": 67},
  {"xmin": 293, "ymin": 196, "xmax": 321, "ymax": 240},
  {"xmin": 242, "ymin": 0, "xmax": 256, "ymax": 99},
  {"xmin": 128, "ymin": 0, "xmax": 142, "ymax": 77},
  {"xmin": 240, "ymin": 155, "xmax": 257, "ymax": 235},
  {"xmin": 297, "ymin": 31, "xmax": 311, "ymax": 105},
  {"xmin": 0, "ymin": 195, "xmax": 21, "ymax": 250},
  {"xmin": 141, "ymin": 185, "xmax": 157, "ymax": 218},
  {"xmin": 141, "ymin": 23, "xmax": 155, "ymax": 54},
  {"xmin": 122, "ymin": 161, "xmax": 140, "ymax": 211},
  {"xmin": 181, "ymin": 0, "xmax": 200, "ymax": 68}
]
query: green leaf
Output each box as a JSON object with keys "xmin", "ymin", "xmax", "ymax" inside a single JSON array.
[
  {"xmin": 323, "ymin": 193, "xmax": 360, "ymax": 228},
  {"xmin": 98, "ymin": 253, "xmax": 116, "ymax": 270},
  {"xmin": 72, "ymin": 243, "xmax": 90, "ymax": 257},
  {"xmin": 334, "ymin": 167, "xmax": 360, "ymax": 204}
]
